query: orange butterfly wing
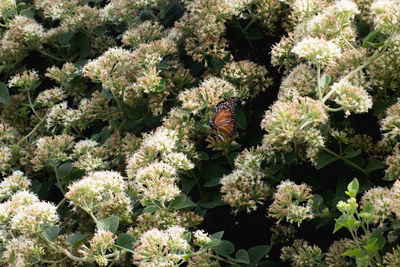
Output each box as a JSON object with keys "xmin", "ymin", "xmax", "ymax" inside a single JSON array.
[{"xmin": 209, "ymin": 98, "xmax": 237, "ymax": 137}]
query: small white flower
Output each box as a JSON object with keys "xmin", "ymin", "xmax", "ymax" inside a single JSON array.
[{"xmin": 292, "ymin": 37, "xmax": 342, "ymax": 65}]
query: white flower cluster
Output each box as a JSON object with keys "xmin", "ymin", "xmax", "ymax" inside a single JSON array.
[
  {"xmin": 361, "ymin": 187, "xmax": 392, "ymax": 225},
  {"xmin": 178, "ymin": 77, "xmax": 238, "ymax": 115},
  {"xmin": 46, "ymin": 98, "xmax": 89, "ymax": 132},
  {"xmin": 0, "ymin": 171, "xmax": 31, "ymax": 201},
  {"xmin": 65, "ymin": 171, "xmax": 131, "ymax": 219},
  {"xmin": 0, "ymin": 123, "xmax": 18, "ymax": 144},
  {"xmin": 268, "ymin": 180, "xmax": 314, "ymax": 226},
  {"xmin": 0, "ymin": 189, "xmax": 58, "ymax": 266},
  {"xmin": 0, "ymin": 146, "xmax": 12, "ymax": 173},
  {"xmin": 380, "ymin": 100, "xmax": 400, "ymax": 144},
  {"xmin": 134, "ymin": 162, "xmax": 181, "ymax": 204},
  {"xmin": 0, "ymin": 0, "xmax": 16, "ymax": 18},
  {"xmin": 220, "ymin": 148, "xmax": 269, "ymax": 213},
  {"xmin": 126, "ymin": 127, "xmax": 195, "ymax": 205},
  {"xmin": 371, "ymin": 0, "xmax": 400, "ymax": 33},
  {"xmin": 141, "ymin": 128, "xmax": 178, "ymax": 153},
  {"xmin": 12, "ymin": 16, "xmax": 44, "ymax": 43},
  {"xmin": 330, "ymin": 79, "xmax": 373, "ymax": 117},
  {"xmin": 133, "ymin": 226, "xmax": 190, "ymax": 266},
  {"xmin": 73, "ymin": 139, "xmax": 98, "ymax": 155},
  {"xmin": 290, "ymin": 0, "xmax": 325, "ymax": 24},
  {"xmin": 260, "ymin": 97, "xmax": 328, "ymax": 164},
  {"xmin": 333, "ymin": 0, "xmax": 360, "ymax": 18},
  {"xmin": 35, "ymin": 87, "xmax": 67, "ymax": 107},
  {"xmin": 222, "ymin": 0, "xmax": 254, "ymax": 17},
  {"xmin": 292, "ymin": 37, "xmax": 342, "ymax": 66},
  {"xmin": 72, "ymin": 139, "xmax": 105, "ymax": 172},
  {"xmin": 193, "ymin": 229, "xmax": 212, "ymax": 246},
  {"xmin": 8, "ymin": 70, "xmax": 39, "ymax": 89},
  {"xmin": 0, "ymin": 190, "xmax": 58, "ymax": 239}
]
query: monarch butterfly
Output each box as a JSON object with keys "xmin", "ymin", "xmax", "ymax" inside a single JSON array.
[{"xmin": 209, "ymin": 98, "xmax": 237, "ymax": 141}]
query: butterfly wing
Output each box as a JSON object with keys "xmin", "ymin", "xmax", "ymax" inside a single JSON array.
[
  {"xmin": 210, "ymin": 98, "xmax": 237, "ymax": 137},
  {"xmin": 214, "ymin": 107, "xmax": 236, "ymax": 136}
]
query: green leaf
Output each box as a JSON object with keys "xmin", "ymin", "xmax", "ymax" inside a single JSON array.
[
  {"xmin": 346, "ymin": 178, "xmax": 359, "ymax": 197},
  {"xmin": 0, "ymin": 82, "xmax": 10, "ymax": 105},
  {"xmin": 197, "ymin": 151, "xmax": 210, "ymax": 161},
  {"xmin": 96, "ymin": 216, "xmax": 119, "ymax": 233},
  {"xmin": 346, "ymin": 216, "xmax": 357, "ymax": 228},
  {"xmin": 116, "ymin": 233, "xmax": 135, "ymax": 251},
  {"xmin": 43, "ymin": 225, "xmax": 60, "ymax": 241},
  {"xmin": 316, "ymin": 152, "xmax": 338, "ymax": 169},
  {"xmin": 181, "ymin": 176, "xmax": 197, "ymax": 194},
  {"xmin": 370, "ymin": 231, "xmax": 386, "ymax": 250},
  {"xmin": 142, "ymin": 204, "xmax": 159, "ymax": 213},
  {"xmin": 333, "ymin": 215, "xmax": 347, "ymax": 233},
  {"xmin": 343, "ymin": 146, "xmax": 361, "ymax": 159},
  {"xmin": 248, "ymin": 245, "xmax": 270, "ymax": 264},
  {"xmin": 199, "ymin": 199, "xmax": 226, "ymax": 209},
  {"xmin": 311, "ymin": 194, "xmax": 323, "ymax": 210},
  {"xmin": 211, "ymin": 231, "xmax": 224, "ymax": 240},
  {"xmin": 19, "ymin": 8, "xmax": 35, "ymax": 18},
  {"xmin": 362, "ymin": 29, "xmax": 382, "ymax": 48},
  {"xmin": 176, "ymin": 198, "xmax": 197, "ymax": 210},
  {"xmin": 364, "ymin": 159, "xmax": 385, "ymax": 173},
  {"xmin": 161, "ymin": 2, "xmax": 184, "ymax": 26},
  {"xmin": 203, "ymin": 178, "xmax": 220, "ymax": 187},
  {"xmin": 170, "ymin": 195, "xmax": 197, "ymax": 210},
  {"xmin": 342, "ymin": 248, "xmax": 361, "ymax": 257},
  {"xmin": 195, "ymin": 121, "xmax": 209, "ymax": 132},
  {"xmin": 210, "ymin": 57, "xmax": 226, "ymax": 72},
  {"xmin": 182, "ymin": 232, "xmax": 192, "ymax": 243},
  {"xmin": 373, "ymin": 99, "xmax": 396, "ymax": 116},
  {"xmin": 363, "ymin": 238, "xmax": 378, "ymax": 252},
  {"xmin": 235, "ymin": 249, "xmax": 250, "ymax": 264},
  {"xmin": 59, "ymin": 32, "xmax": 74, "ymax": 47},
  {"xmin": 69, "ymin": 32, "xmax": 90, "ymax": 58},
  {"xmin": 169, "ymin": 194, "xmax": 186, "ymax": 208},
  {"xmin": 283, "ymin": 152, "xmax": 296, "ymax": 165},
  {"xmin": 155, "ymin": 79, "xmax": 167, "ymax": 92},
  {"xmin": 66, "ymin": 234, "xmax": 90, "ymax": 249},
  {"xmin": 215, "ymin": 240, "xmax": 235, "ymax": 256},
  {"xmin": 320, "ymin": 74, "xmax": 331, "ymax": 88},
  {"xmin": 201, "ymin": 162, "xmax": 229, "ymax": 181},
  {"xmin": 361, "ymin": 202, "xmax": 374, "ymax": 214},
  {"xmin": 56, "ymin": 163, "xmax": 73, "ymax": 179},
  {"xmin": 139, "ymin": 10, "xmax": 154, "ymax": 21},
  {"xmin": 235, "ymin": 106, "xmax": 247, "ymax": 130}
]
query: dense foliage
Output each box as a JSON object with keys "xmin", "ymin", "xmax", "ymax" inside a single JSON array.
[{"xmin": 1, "ymin": 0, "xmax": 400, "ymax": 266}]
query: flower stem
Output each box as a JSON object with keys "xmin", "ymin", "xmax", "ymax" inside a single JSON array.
[
  {"xmin": 39, "ymin": 257, "xmax": 68, "ymax": 264},
  {"xmin": 317, "ymin": 63, "xmax": 322, "ymax": 102},
  {"xmin": 53, "ymin": 166, "xmax": 66, "ymax": 195},
  {"xmin": 339, "ymin": 31, "xmax": 356, "ymax": 51},
  {"xmin": 88, "ymin": 211, "xmax": 98, "ymax": 224},
  {"xmin": 35, "ymin": 49, "xmax": 65, "ymax": 62},
  {"xmin": 56, "ymin": 197, "xmax": 67, "ymax": 209},
  {"xmin": 40, "ymin": 232, "xmax": 87, "ymax": 262},
  {"xmin": 203, "ymin": 253, "xmax": 240, "ymax": 267},
  {"xmin": 233, "ymin": 17, "xmax": 257, "ymax": 44},
  {"xmin": 322, "ymin": 147, "xmax": 371, "ymax": 181},
  {"xmin": 15, "ymin": 115, "xmax": 46, "ymax": 147},
  {"xmin": 27, "ymin": 89, "xmax": 42, "ymax": 119},
  {"xmin": 322, "ymin": 31, "xmax": 394, "ymax": 104}
]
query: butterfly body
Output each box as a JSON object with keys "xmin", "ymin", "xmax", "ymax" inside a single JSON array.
[{"xmin": 209, "ymin": 98, "xmax": 237, "ymax": 140}]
